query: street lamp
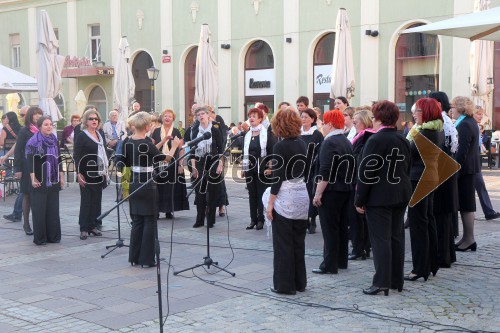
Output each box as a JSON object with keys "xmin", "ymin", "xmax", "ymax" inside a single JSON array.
[{"xmin": 146, "ymin": 66, "xmax": 160, "ymax": 113}]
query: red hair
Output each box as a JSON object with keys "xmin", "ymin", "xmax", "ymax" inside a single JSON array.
[
  {"xmin": 323, "ymin": 109, "xmax": 345, "ymax": 129},
  {"xmin": 256, "ymin": 103, "xmax": 269, "ymax": 114},
  {"xmin": 415, "ymin": 98, "xmax": 443, "ymax": 123},
  {"xmin": 248, "ymin": 107, "xmax": 264, "ymax": 119}
]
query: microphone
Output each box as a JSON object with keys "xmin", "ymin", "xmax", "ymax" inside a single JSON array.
[
  {"xmin": 181, "ymin": 131, "xmax": 212, "ymax": 149},
  {"xmin": 230, "ymin": 131, "xmax": 247, "ymax": 140}
]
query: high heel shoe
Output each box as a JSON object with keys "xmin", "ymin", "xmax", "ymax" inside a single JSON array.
[
  {"xmin": 431, "ymin": 268, "xmax": 439, "ymax": 277},
  {"xmin": 455, "ymin": 242, "xmax": 477, "ymax": 252},
  {"xmin": 23, "ymin": 225, "xmax": 33, "ymax": 236},
  {"xmin": 246, "ymin": 221, "xmax": 257, "ymax": 230},
  {"xmin": 363, "ymin": 285, "xmax": 389, "ymax": 296},
  {"xmin": 256, "ymin": 221, "xmax": 264, "ymax": 230},
  {"xmin": 88, "ymin": 228, "xmax": 102, "ymax": 236},
  {"xmin": 404, "ymin": 273, "xmax": 429, "ymax": 281}
]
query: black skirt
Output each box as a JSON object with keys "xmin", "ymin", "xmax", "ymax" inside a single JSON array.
[{"xmin": 457, "ymin": 173, "xmax": 476, "ymax": 213}]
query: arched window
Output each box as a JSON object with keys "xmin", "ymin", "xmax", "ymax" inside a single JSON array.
[
  {"xmin": 88, "ymin": 86, "xmax": 107, "ymax": 119},
  {"xmin": 185, "ymin": 47, "xmax": 197, "ymax": 125},
  {"xmin": 313, "ymin": 33, "xmax": 335, "ymax": 113},
  {"xmin": 244, "ymin": 40, "xmax": 274, "ymax": 117},
  {"xmin": 395, "ymin": 23, "xmax": 439, "ymax": 121},
  {"xmin": 132, "ymin": 51, "xmax": 154, "ymax": 112}
]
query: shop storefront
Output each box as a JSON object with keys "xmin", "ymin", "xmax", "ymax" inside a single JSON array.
[{"xmin": 313, "ymin": 33, "xmax": 335, "ymax": 113}]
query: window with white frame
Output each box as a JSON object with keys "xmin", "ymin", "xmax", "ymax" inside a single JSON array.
[
  {"xmin": 10, "ymin": 34, "xmax": 21, "ymax": 68},
  {"xmin": 89, "ymin": 24, "xmax": 101, "ymax": 62}
]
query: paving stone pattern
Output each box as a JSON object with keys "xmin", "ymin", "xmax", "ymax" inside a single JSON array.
[{"xmin": 0, "ymin": 167, "xmax": 499, "ymax": 332}]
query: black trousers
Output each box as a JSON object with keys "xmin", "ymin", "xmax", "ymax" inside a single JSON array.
[
  {"xmin": 30, "ymin": 189, "xmax": 61, "ymax": 245},
  {"xmin": 365, "ymin": 205, "xmax": 406, "ymax": 289},
  {"xmin": 317, "ymin": 190, "xmax": 350, "ymax": 273},
  {"xmin": 246, "ymin": 171, "xmax": 267, "ymax": 223},
  {"xmin": 349, "ymin": 190, "xmax": 371, "ymax": 255},
  {"xmin": 78, "ymin": 183, "xmax": 102, "ymax": 232},
  {"xmin": 194, "ymin": 167, "xmax": 220, "ymax": 227},
  {"xmin": 408, "ymin": 183, "xmax": 438, "ymax": 277},
  {"xmin": 435, "ymin": 212, "xmax": 456, "ymax": 267},
  {"xmin": 272, "ymin": 211, "xmax": 307, "ymax": 292},
  {"xmin": 129, "ymin": 214, "xmax": 155, "ymax": 265}
]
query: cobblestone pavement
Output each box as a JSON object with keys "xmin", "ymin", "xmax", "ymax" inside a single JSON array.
[{"xmin": 0, "ymin": 167, "xmax": 499, "ymax": 332}]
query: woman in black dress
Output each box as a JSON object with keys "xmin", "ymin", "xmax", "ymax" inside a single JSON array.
[
  {"xmin": 405, "ymin": 98, "xmax": 444, "ymax": 281},
  {"xmin": 312, "ymin": 109, "xmax": 353, "ymax": 275},
  {"xmin": 242, "ymin": 107, "xmax": 274, "ymax": 230},
  {"xmin": 190, "ymin": 106, "xmax": 224, "ymax": 228},
  {"xmin": 355, "ymin": 101, "xmax": 412, "ymax": 296},
  {"xmin": 25, "ymin": 116, "xmax": 63, "ymax": 245},
  {"xmin": 74, "ymin": 109, "xmax": 107, "ymax": 240},
  {"xmin": 299, "ymin": 108, "xmax": 323, "ymax": 234},
  {"xmin": 14, "ymin": 106, "xmax": 43, "ymax": 236},
  {"xmin": 122, "ymin": 112, "xmax": 181, "ymax": 267},
  {"xmin": 451, "ymin": 96, "xmax": 480, "ymax": 252},
  {"xmin": 151, "ymin": 109, "xmax": 189, "ymax": 218},
  {"xmin": 264, "ymin": 108, "xmax": 309, "ymax": 295}
]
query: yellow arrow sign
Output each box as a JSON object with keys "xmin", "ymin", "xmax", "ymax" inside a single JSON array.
[{"xmin": 409, "ymin": 132, "xmax": 461, "ymax": 207}]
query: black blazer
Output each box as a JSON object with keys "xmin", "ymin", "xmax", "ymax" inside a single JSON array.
[
  {"xmin": 318, "ymin": 134, "xmax": 353, "ymax": 193},
  {"xmin": 355, "ymin": 128, "xmax": 412, "ymax": 208},
  {"xmin": 455, "ymin": 116, "xmax": 480, "ymax": 176},
  {"xmin": 410, "ymin": 128, "xmax": 445, "ymax": 181},
  {"xmin": 14, "ymin": 127, "xmax": 33, "ymax": 173}
]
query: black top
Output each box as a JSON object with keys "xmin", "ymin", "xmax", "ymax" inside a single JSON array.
[
  {"xmin": 352, "ymin": 131, "xmax": 375, "ymax": 184},
  {"xmin": 74, "ymin": 131, "xmax": 107, "ymax": 183},
  {"xmin": 122, "ymin": 138, "xmax": 166, "ymax": 183},
  {"xmin": 151, "ymin": 127, "xmax": 183, "ymax": 158},
  {"xmin": 245, "ymin": 131, "xmax": 275, "ymax": 173},
  {"xmin": 355, "ymin": 128, "xmax": 412, "ymax": 208},
  {"xmin": 183, "ymin": 119, "xmax": 200, "ymax": 143},
  {"xmin": 455, "ymin": 116, "xmax": 480, "ymax": 176},
  {"xmin": 270, "ymin": 138, "xmax": 307, "ymax": 195},
  {"xmin": 188, "ymin": 122, "xmax": 224, "ymax": 159},
  {"xmin": 2, "ymin": 127, "xmax": 17, "ymax": 152},
  {"xmin": 26, "ymin": 145, "xmax": 63, "ymax": 189},
  {"xmin": 14, "ymin": 127, "xmax": 33, "ymax": 173},
  {"xmin": 410, "ymin": 128, "xmax": 445, "ymax": 181},
  {"xmin": 299, "ymin": 130, "xmax": 323, "ymax": 151},
  {"xmin": 318, "ymin": 134, "xmax": 353, "ymax": 192}
]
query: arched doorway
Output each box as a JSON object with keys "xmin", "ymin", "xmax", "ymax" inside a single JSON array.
[
  {"xmin": 185, "ymin": 47, "xmax": 197, "ymax": 125},
  {"xmin": 395, "ymin": 23, "xmax": 439, "ymax": 122},
  {"xmin": 313, "ymin": 33, "xmax": 335, "ymax": 114},
  {"xmin": 88, "ymin": 86, "xmax": 107, "ymax": 119},
  {"xmin": 132, "ymin": 51, "xmax": 154, "ymax": 112},
  {"xmin": 244, "ymin": 40, "xmax": 275, "ymax": 119}
]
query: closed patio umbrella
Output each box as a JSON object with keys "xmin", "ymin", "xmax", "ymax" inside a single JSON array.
[
  {"xmin": 37, "ymin": 10, "xmax": 65, "ymax": 122},
  {"xmin": 330, "ymin": 8, "xmax": 355, "ymax": 101},
  {"xmin": 113, "ymin": 36, "xmax": 136, "ymax": 124},
  {"xmin": 74, "ymin": 90, "xmax": 87, "ymax": 116},
  {"xmin": 195, "ymin": 24, "xmax": 218, "ymax": 107},
  {"xmin": 470, "ymin": 0, "xmax": 494, "ymax": 122}
]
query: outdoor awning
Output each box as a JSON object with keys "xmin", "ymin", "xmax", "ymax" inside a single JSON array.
[
  {"xmin": 0, "ymin": 64, "xmax": 38, "ymax": 94},
  {"xmin": 62, "ymin": 66, "xmax": 115, "ymax": 78},
  {"xmin": 401, "ymin": 6, "xmax": 500, "ymax": 41}
]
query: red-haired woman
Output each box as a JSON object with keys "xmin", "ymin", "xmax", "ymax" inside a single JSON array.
[
  {"xmin": 242, "ymin": 107, "xmax": 274, "ymax": 230},
  {"xmin": 355, "ymin": 101, "xmax": 411, "ymax": 296},
  {"xmin": 405, "ymin": 98, "xmax": 444, "ymax": 281},
  {"xmin": 312, "ymin": 110, "xmax": 353, "ymax": 275}
]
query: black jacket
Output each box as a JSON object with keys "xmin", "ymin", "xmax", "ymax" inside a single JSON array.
[
  {"xmin": 318, "ymin": 134, "xmax": 353, "ymax": 193},
  {"xmin": 355, "ymin": 128, "xmax": 412, "ymax": 208},
  {"xmin": 455, "ymin": 116, "xmax": 480, "ymax": 176},
  {"xmin": 410, "ymin": 128, "xmax": 445, "ymax": 182}
]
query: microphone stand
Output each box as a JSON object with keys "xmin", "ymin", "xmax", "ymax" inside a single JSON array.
[
  {"xmin": 96, "ymin": 149, "xmax": 191, "ymax": 333},
  {"xmin": 173, "ymin": 136, "xmax": 240, "ymax": 277}
]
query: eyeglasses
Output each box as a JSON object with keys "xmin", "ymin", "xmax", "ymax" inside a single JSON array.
[
  {"xmin": 20, "ymin": 113, "xmax": 26, "ymax": 117},
  {"xmin": 343, "ymin": 113, "xmax": 350, "ymax": 117},
  {"xmin": 88, "ymin": 117, "xmax": 99, "ymax": 121}
]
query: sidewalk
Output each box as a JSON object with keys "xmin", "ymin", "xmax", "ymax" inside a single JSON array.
[{"xmin": 0, "ymin": 167, "xmax": 499, "ymax": 332}]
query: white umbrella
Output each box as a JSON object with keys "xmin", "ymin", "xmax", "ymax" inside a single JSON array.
[
  {"xmin": 37, "ymin": 10, "xmax": 65, "ymax": 122},
  {"xmin": 330, "ymin": 8, "xmax": 355, "ymax": 101},
  {"xmin": 0, "ymin": 64, "xmax": 38, "ymax": 94},
  {"xmin": 195, "ymin": 24, "xmax": 218, "ymax": 107},
  {"xmin": 75, "ymin": 90, "xmax": 87, "ymax": 116},
  {"xmin": 401, "ymin": 6, "xmax": 500, "ymax": 41},
  {"xmin": 470, "ymin": 0, "xmax": 494, "ymax": 124},
  {"xmin": 113, "ymin": 36, "xmax": 136, "ymax": 124}
]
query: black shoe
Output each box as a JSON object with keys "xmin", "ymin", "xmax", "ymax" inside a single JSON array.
[
  {"xmin": 270, "ymin": 287, "xmax": 296, "ymax": 295},
  {"xmin": 485, "ymin": 212, "xmax": 500, "ymax": 220},
  {"xmin": 3, "ymin": 214, "xmax": 21, "ymax": 222},
  {"xmin": 348, "ymin": 252, "xmax": 366, "ymax": 260},
  {"xmin": 365, "ymin": 250, "xmax": 371, "ymax": 258},
  {"xmin": 88, "ymin": 228, "xmax": 102, "ymax": 236},
  {"xmin": 455, "ymin": 242, "xmax": 477, "ymax": 252},
  {"xmin": 390, "ymin": 285, "xmax": 403, "ymax": 292},
  {"xmin": 312, "ymin": 268, "xmax": 335, "ymax": 274},
  {"xmin": 246, "ymin": 221, "xmax": 257, "ymax": 230},
  {"xmin": 256, "ymin": 221, "xmax": 264, "ymax": 230},
  {"xmin": 308, "ymin": 218, "xmax": 317, "ymax": 234},
  {"xmin": 363, "ymin": 285, "xmax": 389, "ymax": 296},
  {"xmin": 193, "ymin": 222, "xmax": 204, "ymax": 228},
  {"xmin": 165, "ymin": 212, "xmax": 173, "ymax": 219},
  {"xmin": 207, "ymin": 223, "xmax": 214, "ymax": 228},
  {"xmin": 79, "ymin": 231, "xmax": 88, "ymax": 240},
  {"xmin": 23, "ymin": 225, "xmax": 33, "ymax": 236}
]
